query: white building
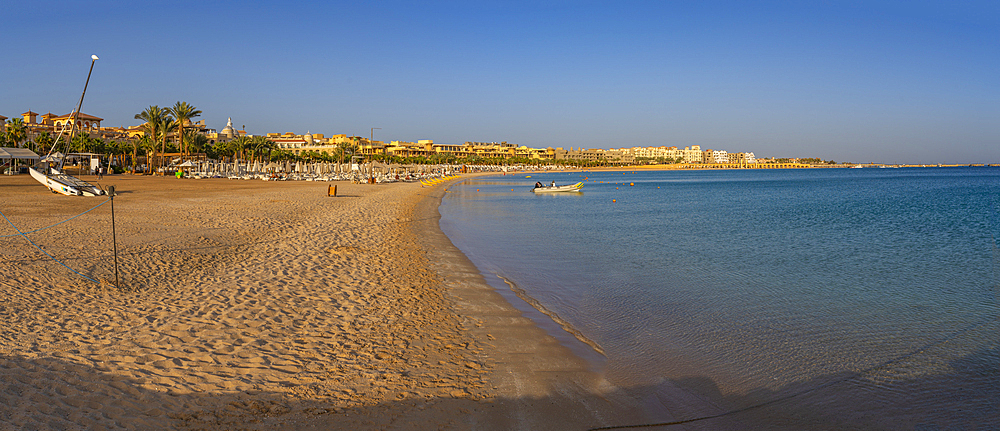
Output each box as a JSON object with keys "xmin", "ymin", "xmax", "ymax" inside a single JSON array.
[
  {"xmin": 682, "ymin": 145, "xmax": 702, "ymax": 163},
  {"xmin": 704, "ymin": 149, "xmax": 728, "ymax": 164}
]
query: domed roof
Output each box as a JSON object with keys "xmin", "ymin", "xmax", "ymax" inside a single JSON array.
[{"xmin": 221, "ymin": 117, "xmax": 237, "ymax": 137}]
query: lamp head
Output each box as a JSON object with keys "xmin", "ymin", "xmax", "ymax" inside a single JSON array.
[{"xmin": 91, "ymin": 55, "xmax": 99, "ymax": 61}]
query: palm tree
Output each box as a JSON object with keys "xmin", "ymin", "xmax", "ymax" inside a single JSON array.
[
  {"xmin": 269, "ymin": 149, "xmax": 293, "ymax": 162},
  {"xmin": 248, "ymin": 136, "xmax": 276, "ymax": 163},
  {"xmin": 229, "ymin": 135, "xmax": 251, "ymax": 161},
  {"xmin": 134, "ymin": 106, "xmax": 168, "ymax": 136},
  {"xmin": 5, "ymin": 118, "xmax": 27, "ymax": 148},
  {"xmin": 132, "ymin": 135, "xmax": 154, "ymax": 173},
  {"xmin": 184, "ymin": 129, "xmax": 209, "ymax": 155},
  {"xmin": 336, "ymin": 140, "xmax": 359, "ymax": 165},
  {"xmin": 169, "ymin": 101, "xmax": 201, "ymax": 156},
  {"xmin": 34, "ymin": 131, "xmax": 54, "ymax": 154},
  {"xmin": 71, "ymin": 133, "xmax": 92, "ymax": 153},
  {"xmin": 158, "ymin": 118, "xmax": 177, "ymax": 171},
  {"xmin": 135, "ymin": 106, "xmax": 169, "ymax": 172},
  {"xmin": 102, "ymin": 139, "xmax": 122, "ymax": 172}
]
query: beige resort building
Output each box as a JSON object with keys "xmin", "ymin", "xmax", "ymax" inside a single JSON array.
[
  {"xmin": 4, "ymin": 110, "xmax": 130, "ymax": 142},
  {"xmin": 608, "ymin": 145, "xmax": 757, "ymax": 165}
]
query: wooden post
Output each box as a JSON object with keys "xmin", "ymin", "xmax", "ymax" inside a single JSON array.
[{"xmin": 108, "ymin": 185, "xmax": 120, "ymax": 290}]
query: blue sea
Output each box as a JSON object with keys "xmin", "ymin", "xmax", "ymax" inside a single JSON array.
[{"xmin": 439, "ymin": 167, "xmax": 999, "ymax": 429}]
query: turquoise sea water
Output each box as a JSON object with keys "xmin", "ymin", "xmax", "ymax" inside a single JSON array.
[{"xmin": 439, "ymin": 167, "xmax": 999, "ymax": 429}]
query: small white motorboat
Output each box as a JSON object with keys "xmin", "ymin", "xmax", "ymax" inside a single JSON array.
[{"xmin": 531, "ymin": 182, "xmax": 584, "ymax": 193}]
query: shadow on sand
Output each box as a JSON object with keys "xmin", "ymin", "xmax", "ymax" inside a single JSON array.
[{"xmin": 1, "ymin": 347, "xmax": 996, "ymax": 430}]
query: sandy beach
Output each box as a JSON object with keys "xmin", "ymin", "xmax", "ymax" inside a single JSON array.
[{"xmin": 0, "ymin": 174, "xmax": 651, "ymax": 430}]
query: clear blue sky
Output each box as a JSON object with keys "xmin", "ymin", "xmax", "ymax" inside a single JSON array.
[{"xmin": 2, "ymin": 0, "xmax": 997, "ymax": 163}]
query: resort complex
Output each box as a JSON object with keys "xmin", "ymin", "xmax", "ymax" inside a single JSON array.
[
  {"xmin": 1, "ymin": 107, "xmax": 777, "ymax": 168},
  {"xmin": 263, "ymin": 133, "xmax": 761, "ymax": 166}
]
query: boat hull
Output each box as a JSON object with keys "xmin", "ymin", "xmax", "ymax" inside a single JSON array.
[{"xmin": 29, "ymin": 167, "xmax": 105, "ymax": 196}]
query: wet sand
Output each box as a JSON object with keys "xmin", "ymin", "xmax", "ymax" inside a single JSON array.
[{"xmin": 0, "ymin": 174, "xmax": 654, "ymax": 430}]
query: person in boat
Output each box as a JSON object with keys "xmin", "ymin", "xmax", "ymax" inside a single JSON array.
[
  {"xmin": 535, "ymin": 181, "xmax": 542, "ymax": 188},
  {"xmin": 550, "ymin": 181, "xmax": 556, "ymax": 187}
]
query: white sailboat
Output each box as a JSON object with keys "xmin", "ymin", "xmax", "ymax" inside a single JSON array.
[{"xmin": 29, "ymin": 55, "xmax": 105, "ymax": 197}]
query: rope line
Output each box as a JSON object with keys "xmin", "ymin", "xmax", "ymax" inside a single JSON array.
[
  {"xmin": 0, "ymin": 208, "xmax": 101, "ymax": 284},
  {"xmin": 0, "ymin": 198, "xmax": 110, "ymax": 238},
  {"xmin": 587, "ymin": 315, "xmax": 998, "ymax": 430}
]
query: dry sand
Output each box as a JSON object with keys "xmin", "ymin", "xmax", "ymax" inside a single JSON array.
[{"xmin": 0, "ymin": 174, "xmax": 656, "ymax": 430}]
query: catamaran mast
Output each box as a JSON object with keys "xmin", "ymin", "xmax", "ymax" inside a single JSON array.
[
  {"xmin": 29, "ymin": 54, "xmax": 105, "ymax": 197},
  {"xmin": 47, "ymin": 54, "xmax": 98, "ymax": 170}
]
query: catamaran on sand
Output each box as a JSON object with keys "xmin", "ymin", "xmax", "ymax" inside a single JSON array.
[
  {"xmin": 29, "ymin": 162, "xmax": 104, "ymax": 196},
  {"xmin": 30, "ymin": 55, "xmax": 105, "ymax": 197}
]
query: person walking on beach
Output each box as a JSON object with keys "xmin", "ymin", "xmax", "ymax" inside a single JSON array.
[{"xmin": 97, "ymin": 165, "xmax": 104, "ymax": 180}]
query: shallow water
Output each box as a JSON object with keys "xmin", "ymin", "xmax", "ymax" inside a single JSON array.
[{"xmin": 439, "ymin": 167, "xmax": 999, "ymax": 429}]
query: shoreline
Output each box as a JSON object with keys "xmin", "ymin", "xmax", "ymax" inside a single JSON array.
[
  {"xmin": 417, "ymin": 174, "xmax": 742, "ymax": 429},
  {"xmin": 0, "ymin": 174, "xmax": 656, "ymax": 430},
  {"xmin": 412, "ymin": 176, "xmax": 646, "ymax": 429}
]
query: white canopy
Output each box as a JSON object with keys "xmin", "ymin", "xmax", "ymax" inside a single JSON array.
[{"xmin": 0, "ymin": 148, "xmax": 40, "ymax": 160}]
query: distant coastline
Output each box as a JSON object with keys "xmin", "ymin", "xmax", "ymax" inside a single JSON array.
[{"xmin": 538, "ymin": 162, "xmax": 1000, "ymax": 172}]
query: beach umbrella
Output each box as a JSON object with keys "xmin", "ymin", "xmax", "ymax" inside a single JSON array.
[{"xmin": 40, "ymin": 151, "xmax": 65, "ymax": 163}]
